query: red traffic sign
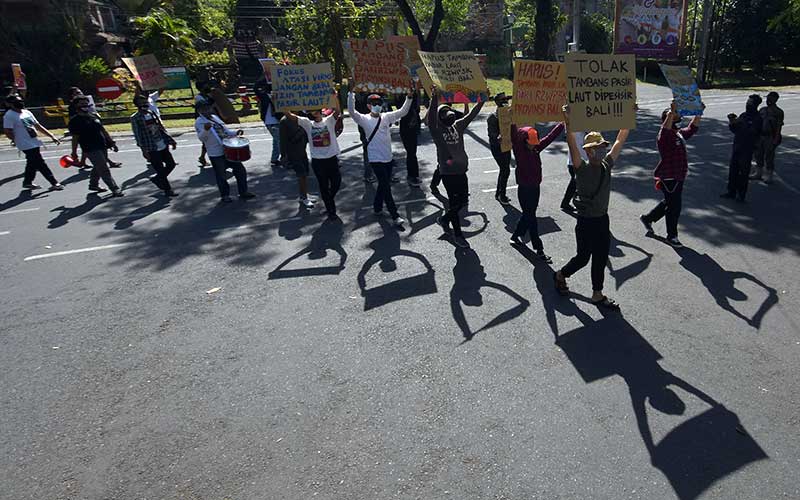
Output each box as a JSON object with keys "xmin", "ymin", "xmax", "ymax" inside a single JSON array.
[{"xmin": 95, "ymin": 78, "xmax": 124, "ymax": 100}]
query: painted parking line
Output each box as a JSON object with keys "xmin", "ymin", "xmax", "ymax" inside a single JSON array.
[
  {"xmin": 23, "ymin": 243, "xmax": 129, "ymax": 262},
  {"xmin": 0, "ymin": 207, "xmax": 40, "ymax": 215}
]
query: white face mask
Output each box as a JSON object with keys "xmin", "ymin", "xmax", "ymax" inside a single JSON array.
[{"xmin": 370, "ymin": 104, "xmax": 382, "ymax": 114}]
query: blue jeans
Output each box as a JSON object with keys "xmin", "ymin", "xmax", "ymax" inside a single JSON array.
[
  {"xmin": 266, "ymin": 124, "xmax": 280, "ymax": 163},
  {"xmin": 371, "ymin": 162, "xmax": 398, "ymax": 218}
]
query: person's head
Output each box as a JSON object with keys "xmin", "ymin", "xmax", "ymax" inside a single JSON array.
[
  {"xmin": 68, "ymin": 86, "xmax": 83, "ymax": 100},
  {"xmin": 746, "ymin": 93, "xmax": 762, "ymax": 113},
  {"xmin": 308, "ymin": 109, "xmax": 323, "ymax": 122},
  {"xmin": 5, "ymin": 94, "xmax": 24, "ymax": 110},
  {"xmin": 494, "ymin": 92, "xmax": 510, "ymax": 107},
  {"xmin": 661, "ymin": 107, "xmax": 682, "ymax": 129},
  {"xmin": 195, "ymin": 101, "xmax": 213, "ymax": 118},
  {"xmin": 767, "ymin": 91, "xmax": 779, "ymax": 105},
  {"xmin": 133, "ymin": 94, "xmax": 150, "ymax": 112},
  {"xmin": 583, "ymin": 131, "xmax": 610, "ymax": 164},
  {"xmin": 72, "ymin": 96, "xmax": 91, "ymax": 115},
  {"xmin": 199, "ymin": 81, "xmax": 212, "ymax": 95},
  {"xmin": 367, "ymin": 94, "xmax": 383, "ymax": 115},
  {"xmin": 520, "ymin": 126, "xmax": 540, "ymax": 150},
  {"xmin": 438, "ymin": 104, "xmax": 456, "ymax": 127}
]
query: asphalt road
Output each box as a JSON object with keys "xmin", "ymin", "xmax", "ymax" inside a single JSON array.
[{"xmin": 1, "ymin": 83, "xmax": 799, "ymax": 500}]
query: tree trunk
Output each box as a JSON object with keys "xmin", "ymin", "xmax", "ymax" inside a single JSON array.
[
  {"xmin": 394, "ymin": 0, "xmax": 445, "ymax": 51},
  {"xmin": 535, "ymin": 0, "xmax": 555, "ymax": 59}
]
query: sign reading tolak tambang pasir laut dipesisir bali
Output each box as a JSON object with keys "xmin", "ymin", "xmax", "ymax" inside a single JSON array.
[{"xmin": 566, "ymin": 53, "xmax": 637, "ymax": 131}]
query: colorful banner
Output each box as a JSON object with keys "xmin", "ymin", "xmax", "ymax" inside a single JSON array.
[
  {"xmin": 418, "ymin": 51, "xmax": 489, "ymax": 103},
  {"xmin": 259, "ymin": 58, "xmax": 276, "ymax": 82},
  {"xmin": 498, "ymin": 106, "xmax": 513, "ymax": 153},
  {"xmin": 270, "ymin": 63, "xmax": 334, "ymax": 112},
  {"xmin": 566, "ymin": 53, "xmax": 637, "ymax": 131},
  {"xmin": 512, "ymin": 60, "xmax": 567, "ymax": 124},
  {"xmin": 161, "ymin": 66, "xmax": 191, "ymax": 90},
  {"xmin": 614, "ymin": 0, "xmax": 688, "ymax": 60},
  {"xmin": 342, "ymin": 39, "xmax": 411, "ymax": 94},
  {"xmin": 121, "ymin": 55, "xmax": 167, "ymax": 91},
  {"xmin": 11, "ymin": 64, "xmax": 26, "ymax": 91},
  {"xmin": 388, "ymin": 35, "xmax": 423, "ymax": 77},
  {"xmin": 659, "ymin": 64, "xmax": 704, "ymax": 116}
]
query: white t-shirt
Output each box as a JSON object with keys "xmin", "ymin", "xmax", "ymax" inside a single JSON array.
[
  {"xmin": 195, "ymin": 114, "xmax": 235, "ymax": 157},
  {"xmin": 348, "ymin": 92, "xmax": 411, "ymax": 164},
  {"xmin": 568, "ymin": 131, "xmax": 589, "ymax": 166},
  {"xmin": 297, "ymin": 114, "xmax": 340, "ymax": 159},
  {"xmin": 3, "ymin": 109, "xmax": 43, "ymax": 151},
  {"xmin": 263, "ymin": 101, "xmax": 279, "ymax": 126},
  {"xmin": 148, "ymin": 91, "xmax": 161, "ymax": 118}
]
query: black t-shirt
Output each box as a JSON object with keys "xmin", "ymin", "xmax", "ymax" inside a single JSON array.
[{"xmin": 68, "ymin": 114, "xmax": 107, "ymax": 152}]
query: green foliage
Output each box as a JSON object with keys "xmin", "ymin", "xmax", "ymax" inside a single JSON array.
[
  {"xmin": 185, "ymin": 50, "xmax": 232, "ymax": 73},
  {"xmin": 131, "ymin": 7, "xmax": 197, "ymax": 65},
  {"xmin": 78, "ymin": 57, "xmax": 111, "ymax": 85},
  {"xmin": 580, "ymin": 12, "xmax": 613, "ymax": 54},
  {"xmin": 506, "ymin": 0, "xmax": 566, "ymax": 58},
  {"xmin": 409, "ymin": 0, "xmax": 469, "ymax": 34},
  {"xmin": 172, "ymin": 0, "xmax": 236, "ymax": 40}
]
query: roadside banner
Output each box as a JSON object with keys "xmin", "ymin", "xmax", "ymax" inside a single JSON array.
[
  {"xmin": 270, "ymin": 63, "xmax": 334, "ymax": 112},
  {"xmin": 162, "ymin": 66, "xmax": 191, "ymax": 90},
  {"xmin": 342, "ymin": 39, "xmax": 411, "ymax": 94},
  {"xmin": 11, "ymin": 64, "xmax": 26, "ymax": 91},
  {"xmin": 498, "ymin": 106, "xmax": 513, "ymax": 153},
  {"xmin": 659, "ymin": 64, "xmax": 704, "ymax": 116},
  {"xmin": 566, "ymin": 53, "xmax": 637, "ymax": 131},
  {"xmin": 121, "ymin": 54, "xmax": 167, "ymax": 90},
  {"xmin": 512, "ymin": 60, "xmax": 567, "ymax": 124},
  {"xmin": 614, "ymin": 0, "xmax": 688, "ymax": 60},
  {"xmin": 418, "ymin": 51, "xmax": 489, "ymax": 103}
]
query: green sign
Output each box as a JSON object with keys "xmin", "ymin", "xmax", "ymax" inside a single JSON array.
[{"xmin": 162, "ymin": 66, "xmax": 191, "ymax": 90}]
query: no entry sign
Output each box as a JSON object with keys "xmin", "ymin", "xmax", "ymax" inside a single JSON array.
[{"xmin": 95, "ymin": 78, "xmax": 124, "ymax": 100}]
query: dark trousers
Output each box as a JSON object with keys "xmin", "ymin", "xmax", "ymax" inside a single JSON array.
[
  {"xmin": 22, "ymin": 147, "xmax": 57, "ymax": 186},
  {"xmin": 727, "ymin": 153, "xmax": 751, "ymax": 199},
  {"xmin": 560, "ymin": 214, "xmax": 610, "ymax": 292},
  {"xmin": 209, "ymin": 155, "xmax": 248, "ymax": 197},
  {"xmin": 371, "ymin": 161, "xmax": 398, "ymax": 218},
  {"xmin": 512, "ymin": 184, "xmax": 543, "ymax": 250},
  {"xmin": 562, "ymin": 164, "xmax": 576, "ymax": 207},
  {"xmin": 491, "ymin": 145, "xmax": 511, "ymax": 198},
  {"xmin": 84, "ymin": 149, "xmax": 119, "ymax": 191},
  {"xmin": 431, "ymin": 167, "xmax": 442, "ymax": 189},
  {"xmin": 441, "ymin": 173, "xmax": 469, "ymax": 237},
  {"xmin": 312, "ymin": 156, "xmax": 341, "ymax": 215},
  {"xmin": 754, "ymin": 136, "xmax": 777, "ymax": 172},
  {"xmin": 644, "ymin": 180, "xmax": 683, "ymax": 239},
  {"xmin": 359, "ymin": 128, "xmax": 370, "ymax": 178},
  {"xmin": 400, "ymin": 127, "xmax": 419, "ymax": 179},
  {"xmin": 149, "ymin": 148, "xmax": 176, "ymax": 192}
]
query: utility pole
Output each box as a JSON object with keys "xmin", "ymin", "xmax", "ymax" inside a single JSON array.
[
  {"xmin": 696, "ymin": 0, "xmax": 715, "ymax": 85},
  {"xmin": 572, "ymin": 0, "xmax": 580, "ymax": 49}
]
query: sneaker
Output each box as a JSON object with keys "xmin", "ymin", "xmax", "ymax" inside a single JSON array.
[
  {"xmin": 110, "ymin": 190, "xmax": 124, "ymax": 197},
  {"xmin": 390, "ymin": 175, "xmax": 401, "ymax": 183},
  {"xmin": 221, "ymin": 196, "xmax": 233, "ymax": 203},
  {"xmin": 271, "ymin": 160, "xmax": 282, "ymax": 167},
  {"xmin": 50, "ymin": 183, "xmax": 65, "ymax": 191},
  {"xmin": 300, "ymin": 197, "xmax": 314, "ymax": 208},
  {"xmin": 536, "ymin": 250, "xmax": 553, "ymax": 264},
  {"xmin": 88, "ymin": 185, "xmax": 108, "ymax": 193},
  {"xmin": 496, "ymin": 194, "xmax": 511, "ymax": 206},
  {"xmin": 453, "ymin": 236, "xmax": 470, "ymax": 248},
  {"xmin": 640, "ymin": 215, "xmax": 654, "ymax": 235},
  {"xmin": 305, "ymin": 195, "xmax": 318, "ymax": 203},
  {"xmin": 392, "ymin": 216, "xmax": 405, "ymax": 227},
  {"xmin": 666, "ymin": 237, "xmax": 684, "ymax": 248},
  {"xmin": 240, "ymin": 192, "xmax": 256, "ymax": 200},
  {"xmin": 22, "ymin": 183, "xmax": 41, "ymax": 190},
  {"xmin": 109, "ymin": 161, "xmax": 122, "ymax": 168},
  {"xmin": 408, "ymin": 177, "xmax": 422, "ymax": 187},
  {"xmin": 509, "ymin": 235, "xmax": 524, "ymax": 246}
]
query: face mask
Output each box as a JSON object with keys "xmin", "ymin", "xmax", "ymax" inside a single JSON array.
[{"xmin": 371, "ymin": 104, "xmax": 382, "ymax": 114}]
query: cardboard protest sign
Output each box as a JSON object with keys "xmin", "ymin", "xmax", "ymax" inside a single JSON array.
[
  {"xmin": 121, "ymin": 55, "xmax": 167, "ymax": 91},
  {"xmin": 498, "ymin": 106, "xmax": 513, "ymax": 153},
  {"xmin": 615, "ymin": 0, "xmax": 688, "ymax": 60},
  {"xmin": 659, "ymin": 64, "xmax": 703, "ymax": 116},
  {"xmin": 418, "ymin": 51, "xmax": 489, "ymax": 103},
  {"xmin": 259, "ymin": 58, "xmax": 276, "ymax": 82},
  {"xmin": 566, "ymin": 54, "xmax": 636, "ymax": 131},
  {"xmin": 11, "ymin": 64, "xmax": 26, "ymax": 91},
  {"xmin": 270, "ymin": 63, "xmax": 334, "ymax": 112},
  {"xmin": 512, "ymin": 60, "xmax": 567, "ymax": 124},
  {"xmin": 342, "ymin": 39, "xmax": 411, "ymax": 94},
  {"xmin": 388, "ymin": 35, "xmax": 423, "ymax": 77}
]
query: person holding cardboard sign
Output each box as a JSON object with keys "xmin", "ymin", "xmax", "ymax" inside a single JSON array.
[
  {"xmin": 486, "ymin": 93, "xmax": 513, "ymax": 205},
  {"xmin": 347, "ymin": 81, "xmax": 417, "ymax": 228},
  {"xmin": 554, "ymin": 105, "xmax": 631, "ymax": 311},
  {"xmin": 429, "ymin": 86, "xmax": 485, "ymax": 249}
]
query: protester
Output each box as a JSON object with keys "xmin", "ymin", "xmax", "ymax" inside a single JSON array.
[
  {"xmin": 560, "ymin": 131, "xmax": 588, "ymax": 212},
  {"xmin": 640, "ymin": 101, "xmax": 701, "ymax": 248},
  {"xmin": 428, "ymin": 86, "xmax": 484, "ymax": 248},
  {"xmin": 721, "ymin": 94, "xmax": 762, "ymax": 202},
  {"xmin": 3, "ymin": 94, "xmax": 64, "ymax": 191},
  {"xmin": 554, "ymin": 105, "xmax": 631, "ymax": 310},
  {"xmin": 354, "ymin": 92, "xmax": 376, "ymax": 183},
  {"xmin": 508, "ymin": 120, "xmax": 565, "ymax": 262},
  {"xmin": 194, "ymin": 101, "xmax": 255, "ymax": 202},
  {"xmin": 285, "ymin": 97, "xmax": 343, "ymax": 221},
  {"xmin": 195, "ymin": 82, "xmax": 216, "ymax": 166},
  {"xmin": 131, "ymin": 94, "xmax": 178, "ymax": 197},
  {"xmin": 67, "ymin": 86, "xmax": 122, "ymax": 169},
  {"xmin": 486, "ymin": 92, "xmax": 512, "ymax": 205},
  {"xmin": 751, "ymin": 91, "xmax": 784, "ymax": 184},
  {"xmin": 396, "ymin": 90, "xmax": 422, "ymax": 187},
  {"xmin": 254, "ymin": 78, "xmax": 282, "ymax": 167},
  {"xmin": 146, "ymin": 89, "xmax": 162, "ymax": 119},
  {"xmin": 429, "ymin": 102, "xmax": 470, "ymax": 202},
  {"xmin": 279, "ymin": 111, "xmax": 316, "ymax": 208},
  {"xmin": 69, "ymin": 96, "xmax": 123, "ymax": 196},
  {"xmin": 348, "ymin": 84, "xmax": 416, "ymax": 227}
]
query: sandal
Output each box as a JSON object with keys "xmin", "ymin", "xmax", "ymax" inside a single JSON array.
[
  {"xmin": 553, "ymin": 272, "xmax": 569, "ymax": 296},
  {"xmin": 592, "ymin": 296, "xmax": 621, "ymax": 311}
]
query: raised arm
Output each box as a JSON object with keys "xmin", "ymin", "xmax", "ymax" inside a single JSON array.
[
  {"xmin": 456, "ymin": 100, "xmax": 484, "ymax": 131},
  {"xmin": 347, "ymin": 91, "xmax": 364, "ymax": 126},
  {"xmin": 562, "ymin": 105, "xmax": 584, "ymax": 168},
  {"xmin": 385, "ymin": 95, "xmax": 413, "ymax": 123},
  {"xmin": 428, "ymin": 87, "xmax": 439, "ymax": 130},
  {"xmin": 538, "ymin": 122, "xmax": 565, "ymax": 151},
  {"xmin": 608, "ymin": 128, "xmax": 630, "ymax": 163}
]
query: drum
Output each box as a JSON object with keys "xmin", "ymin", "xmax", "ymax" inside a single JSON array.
[{"xmin": 222, "ymin": 136, "xmax": 251, "ymax": 162}]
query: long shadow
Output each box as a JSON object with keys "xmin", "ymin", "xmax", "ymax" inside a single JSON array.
[
  {"xmin": 356, "ymin": 218, "xmax": 436, "ymax": 311},
  {"xmin": 501, "ymin": 204, "xmax": 561, "ymax": 242},
  {"xmin": 675, "ymin": 247, "xmax": 778, "ymax": 329},
  {"xmin": 120, "ymin": 170, "xmax": 154, "ymax": 191},
  {"xmin": 556, "ymin": 308, "xmax": 768, "ymax": 500},
  {"xmin": 48, "ymin": 194, "xmax": 108, "ymax": 229},
  {"xmin": 450, "ymin": 248, "xmax": 530, "ymax": 342},
  {"xmin": 607, "ymin": 233, "xmax": 654, "ymax": 290},
  {"xmin": 114, "ymin": 196, "xmax": 171, "ymax": 230},
  {"xmin": 0, "ymin": 172, "xmax": 24, "ymax": 187},
  {"xmin": 268, "ymin": 219, "xmax": 347, "ymax": 279},
  {"xmin": 0, "ymin": 189, "xmax": 49, "ymax": 213}
]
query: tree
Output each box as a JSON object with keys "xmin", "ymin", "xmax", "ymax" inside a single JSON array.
[
  {"xmin": 131, "ymin": 7, "xmax": 197, "ymax": 65},
  {"xmin": 506, "ymin": 0, "xmax": 566, "ymax": 58},
  {"xmin": 394, "ymin": 0, "xmax": 447, "ymax": 50}
]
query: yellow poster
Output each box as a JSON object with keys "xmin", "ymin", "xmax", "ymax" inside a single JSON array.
[
  {"xmin": 418, "ymin": 51, "xmax": 489, "ymax": 103},
  {"xmin": 512, "ymin": 60, "xmax": 567, "ymax": 124},
  {"xmin": 566, "ymin": 53, "xmax": 636, "ymax": 131},
  {"xmin": 498, "ymin": 106, "xmax": 513, "ymax": 153}
]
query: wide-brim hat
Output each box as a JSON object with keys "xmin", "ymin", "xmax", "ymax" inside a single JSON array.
[
  {"xmin": 583, "ymin": 131, "xmax": 610, "ymax": 150},
  {"xmin": 494, "ymin": 92, "xmax": 510, "ymax": 105}
]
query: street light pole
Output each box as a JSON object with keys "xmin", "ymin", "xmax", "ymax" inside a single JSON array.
[{"xmin": 572, "ymin": 0, "xmax": 581, "ymax": 49}]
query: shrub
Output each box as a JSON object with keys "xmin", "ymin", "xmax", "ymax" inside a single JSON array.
[{"xmin": 78, "ymin": 57, "xmax": 111, "ymax": 89}]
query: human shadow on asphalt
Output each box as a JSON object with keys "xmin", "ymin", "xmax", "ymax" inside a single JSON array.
[
  {"xmin": 357, "ymin": 218, "xmax": 436, "ymax": 311},
  {"xmin": 500, "ymin": 204, "xmax": 561, "ymax": 242},
  {"xmin": 268, "ymin": 219, "xmax": 347, "ymax": 279},
  {"xmin": 0, "ymin": 188, "xmax": 49, "ymax": 213},
  {"xmin": 556, "ymin": 308, "xmax": 768, "ymax": 500},
  {"xmin": 0, "ymin": 172, "xmax": 23, "ymax": 187},
  {"xmin": 119, "ymin": 170, "xmax": 154, "ymax": 191},
  {"xmin": 450, "ymin": 247, "xmax": 530, "ymax": 342},
  {"xmin": 607, "ymin": 233, "xmax": 654, "ymax": 290},
  {"xmin": 673, "ymin": 247, "xmax": 778, "ymax": 329},
  {"xmin": 114, "ymin": 196, "xmax": 171, "ymax": 230},
  {"xmin": 48, "ymin": 193, "xmax": 108, "ymax": 229}
]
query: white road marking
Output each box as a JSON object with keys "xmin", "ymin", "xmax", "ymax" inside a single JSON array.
[
  {"xmin": 483, "ymin": 169, "xmax": 500, "ymax": 174},
  {"xmin": 482, "ymin": 185, "xmax": 518, "ymax": 193},
  {"xmin": 24, "ymin": 243, "xmax": 128, "ymax": 261},
  {"xmin": 0, "ymin": 231, "xmax": 9, "ymax": 235},
  {"xmin": 208, "ymin": 216, "xmax": 304, "ymax": 233},
  {"xmin": 0, "ymin": 207, "xmax": 40, "ymax": 215}
]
